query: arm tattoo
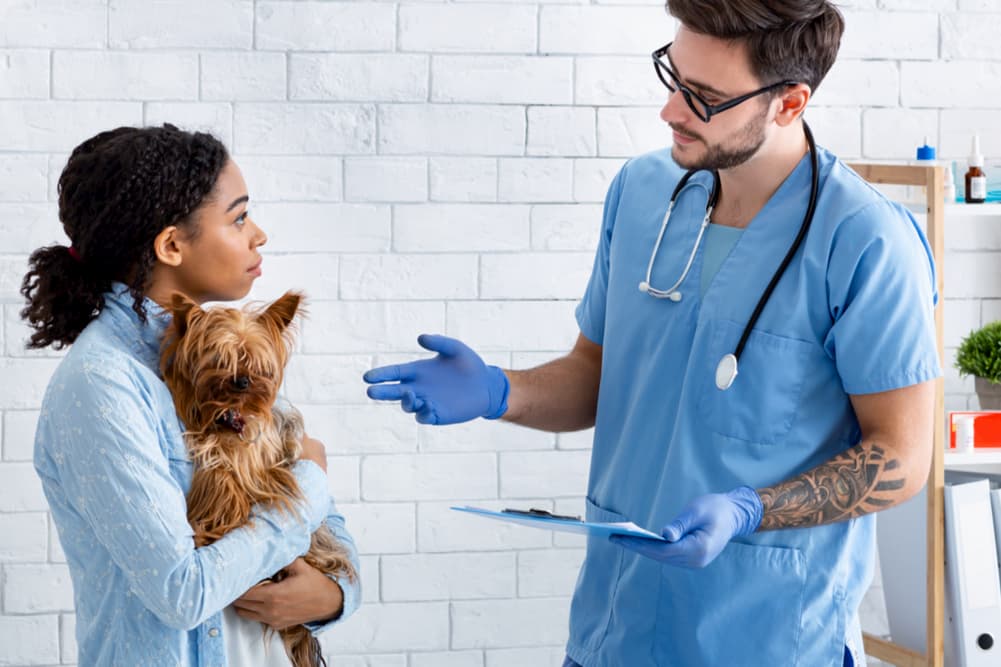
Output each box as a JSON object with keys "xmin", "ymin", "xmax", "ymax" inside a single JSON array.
[{"xmin": 756, "ymin": 443, "xmax": 906, "ymax": 531}]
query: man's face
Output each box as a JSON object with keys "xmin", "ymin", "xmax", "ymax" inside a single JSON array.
[{"xmin": 659, "ymin": 27, "xmax": 777, "ymax": 171}]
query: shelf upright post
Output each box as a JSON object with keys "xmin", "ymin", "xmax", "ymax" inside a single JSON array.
[{"xmin": 847, "ymin": 163, "xmax": 945, "ymax": 667}]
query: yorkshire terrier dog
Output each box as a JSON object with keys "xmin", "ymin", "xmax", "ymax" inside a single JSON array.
[{"xmin": 160, "ymin": 290, "xmax": 355, "ymax": 667}]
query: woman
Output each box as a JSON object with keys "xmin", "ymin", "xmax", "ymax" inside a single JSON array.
[{"xmin": 23, "ymin": 124, "xmax": 360, "ymax": 666}]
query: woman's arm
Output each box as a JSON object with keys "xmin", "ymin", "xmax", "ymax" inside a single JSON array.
[
  {"xmin": 41, "ymin": 362, "xmax": 330, "ymax": 630},
  {"xmin": 232, "ymin": 494, "xmax": 362, "ymax": 631}
]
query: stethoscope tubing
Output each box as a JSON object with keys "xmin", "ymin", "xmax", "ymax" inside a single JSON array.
[
  {"xmin": 732, "ymin": 122, "xmax": 819, "ymax": 361},
  {"xmin": 642, "ymin": 121, "xmax": 820, "ymax": 389},
  {"xmin": 641, "ymin": 171, "xmax": 721, "ymax": 300}
]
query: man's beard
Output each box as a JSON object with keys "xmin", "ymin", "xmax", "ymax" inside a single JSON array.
[{"xmin": 671, "ymin": 104, "xmax": 769, "ymax": 172}]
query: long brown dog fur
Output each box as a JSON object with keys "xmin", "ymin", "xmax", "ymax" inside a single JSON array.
[{"xmin": 160, "ymin": 290, "xmax": 355, "ymax": 667}]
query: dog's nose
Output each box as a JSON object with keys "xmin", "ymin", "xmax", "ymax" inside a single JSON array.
[{"xmin": 233, "ymin": 376, "xmax": 250, "ymax": 390}]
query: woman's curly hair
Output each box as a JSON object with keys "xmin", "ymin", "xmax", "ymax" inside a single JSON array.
[{"xmin": 20, "ymin": 124, "xmax": 229, "ymax": 349}]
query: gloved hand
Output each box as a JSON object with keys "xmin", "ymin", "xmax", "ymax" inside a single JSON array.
[
  {"xmin": 363, "ymin": 334, "xmax": 509, "ymax": 425},
  {"xmin": 609, "ymin": 486, "xmax": 763, "ymax": 568}
]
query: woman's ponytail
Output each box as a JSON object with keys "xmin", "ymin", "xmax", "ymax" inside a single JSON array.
[{"xmin": 20, "ymin": 244, "xmax": 110, "ymax": 349}]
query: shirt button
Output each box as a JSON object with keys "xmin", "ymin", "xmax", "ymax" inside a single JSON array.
[{"xmin": 208, "ymin": 627, "xmax": 219, "ymax": 637}]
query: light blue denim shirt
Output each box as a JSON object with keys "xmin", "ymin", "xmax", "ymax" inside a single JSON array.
[{"xmin": 34, "ymin": 285, "xmax": 361, "ymax": 666}]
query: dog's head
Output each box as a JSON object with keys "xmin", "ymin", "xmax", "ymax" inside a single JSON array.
[{"xmin": 160, "ymin": 291, "xmax": 303, "ymax": 438}]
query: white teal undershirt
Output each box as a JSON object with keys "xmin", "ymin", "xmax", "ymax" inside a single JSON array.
[{"xmin": 700, "ymin": 223, "xmax": 744, "ymax": 297}]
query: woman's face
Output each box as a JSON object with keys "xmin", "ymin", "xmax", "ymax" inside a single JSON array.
[{"xmin": 165, "ymin": 160, "xmax": 267, "ymax": 304}]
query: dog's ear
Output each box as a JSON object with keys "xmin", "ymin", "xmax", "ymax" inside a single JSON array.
[
  {"xmin": 259, "ymin": 291, "xmax": 302, "ymax": 332},
  {"xmin": 168, "ymin": 292, "xmax": 201, "ymax": 337}
]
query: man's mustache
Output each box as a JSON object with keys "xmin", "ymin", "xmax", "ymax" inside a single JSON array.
[{"xmin": 670, "ymin": 124, "xmax": 704, "ymax": 142}]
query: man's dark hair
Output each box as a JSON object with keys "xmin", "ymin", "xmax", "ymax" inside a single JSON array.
[
  {"xmin": 20, "ymin": 124, "xmax": 229, "ymax": 349},
  {"xmin": 665, "ymin": 0, "xmax": 845, "ymax": 93}
]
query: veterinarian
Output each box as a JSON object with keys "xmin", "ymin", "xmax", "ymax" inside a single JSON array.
[
  {"xmin": 25, "ymin": 124, "xmax": 360, "ymax": 666},
  {"xmin": 364, "ymin": 2, "xmax": 940, "ymax": 665}
]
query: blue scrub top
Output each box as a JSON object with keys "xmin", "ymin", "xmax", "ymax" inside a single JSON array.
[{"xmin": 568, "ymin": 144, "xmax": 940, "ymax": 667}]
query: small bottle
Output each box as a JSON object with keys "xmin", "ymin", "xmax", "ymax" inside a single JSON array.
[
  {"xmin": 965, "ymin": 135, "xmax": 987, "ymax": 204},
  {"xmin": 914, "ymin": 137, "xmax": 938, "ymax": 203},
  {"xmin": 955, "ymin": 414, "xmax": 975, "ymax": 453},
  {"xmin": 915, "ymin": 137, "xmax": 936, "ymax": 164},
  {"xmin": 944, "ymin": 160, "xmax": 957, "ymax": 204}
]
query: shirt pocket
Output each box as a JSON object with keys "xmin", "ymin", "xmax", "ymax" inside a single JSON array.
[
  {"xmin": 697, "ymin": 318, "xmax": 813, "ymax": 445},
  {"xmin": 654, "ymin": 540, "xmax": 807, "ymax": 666},
  {"xmin": 568, "ymin": 496, "xmax": 629, "ymax": 654}
]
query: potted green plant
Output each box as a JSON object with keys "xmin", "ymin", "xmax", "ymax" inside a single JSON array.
[{"xmin": 956, "ymin": 320, "xmax": 1001, "ymax": 410}]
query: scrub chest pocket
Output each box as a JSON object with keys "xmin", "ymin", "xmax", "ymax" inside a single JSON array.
[{"xmin": 698, "ymin": 319, "xmax": 813, "ymax": 445}]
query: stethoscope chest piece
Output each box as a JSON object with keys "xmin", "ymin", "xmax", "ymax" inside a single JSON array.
[{"xmin": 715, "ymin": 353, "xmax": 738, "ymax": 391}]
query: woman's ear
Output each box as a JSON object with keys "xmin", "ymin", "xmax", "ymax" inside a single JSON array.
[{"xmin": 153, "ymin": 225, "xmax": 184, "ymax": 267}]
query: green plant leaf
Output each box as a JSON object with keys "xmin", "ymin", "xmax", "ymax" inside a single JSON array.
[{"xmin": 955, "ymin": 321, "xmax": 1001, "ymax": 383}]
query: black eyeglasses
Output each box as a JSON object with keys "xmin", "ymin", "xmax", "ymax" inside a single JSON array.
[{"xmin": 652, "ymin": 43, "xmax": 798, "ymax": 123}]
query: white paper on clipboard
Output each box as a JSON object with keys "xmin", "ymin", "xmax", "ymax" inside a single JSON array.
[{"xmin": 451, "ymin": 505, "xmax": 666, "ymax": 541}]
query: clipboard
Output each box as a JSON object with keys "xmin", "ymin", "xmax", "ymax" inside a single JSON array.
[{"xmin": 451, "ymin": 505, "xmax": 666, "ymax": 541}]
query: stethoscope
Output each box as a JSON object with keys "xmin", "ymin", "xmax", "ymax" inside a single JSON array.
[{"xmin": 639, "ymin": 122, "xmax": 820, "ymax": 391}]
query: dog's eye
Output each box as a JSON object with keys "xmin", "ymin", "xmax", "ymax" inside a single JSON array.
[{"xmin": 232, "ymin": 376, "xmax": 251, "ymax": 390}]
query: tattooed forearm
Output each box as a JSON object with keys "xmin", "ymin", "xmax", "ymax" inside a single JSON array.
[{"xmin": 756, "ymin": 443, "xmax": 906, "ymax": 531}]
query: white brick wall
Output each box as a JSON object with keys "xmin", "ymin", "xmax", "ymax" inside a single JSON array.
[{"xmin": 0, "ymin": 1, "xmax": 997, "ymax": 665}]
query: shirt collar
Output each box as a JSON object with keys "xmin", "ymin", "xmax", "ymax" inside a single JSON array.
[{"xmin": 102, "ymin": 282, "xmax": 172, "ymax": 370}]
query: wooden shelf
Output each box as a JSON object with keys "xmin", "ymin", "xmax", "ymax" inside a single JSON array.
[
  {"xmin": 944, "ymin": 449, "xmax": 1001, "ymax": 466},
  {"xmin": 849, "ymin": 162, "xmax": 946, "ymax": 667},
  {"xmin": 904, "ymin": 202, "xmax": 1001, "ymax": 217},
  {"xmin": 853, "ymin": 164, "xmax": 1001, "ymax": 666},
  {"xmin": 945, "ymin": 202, "xmax": 1001, "ymax": 217}
]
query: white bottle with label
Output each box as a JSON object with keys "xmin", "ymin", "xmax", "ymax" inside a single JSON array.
[
  {"xmin": 944, "ymin": 160, "xmax": 957, "ymax": 204},
  {"xmin": 965, "ymin": 135, "xmax": 987, "ymax": 204},
  {"xmin": 954, "ymin": 414, "xmax": 975, "ymax": 453}
]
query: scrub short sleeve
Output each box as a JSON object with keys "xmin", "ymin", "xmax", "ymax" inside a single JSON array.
[
  {"xmin": 825, "ymin": 200, "xmax": 941, "ymax": 394},
  {"xmin": 575, "ymin": 164, "xmax": 628, "ymax": 345}
]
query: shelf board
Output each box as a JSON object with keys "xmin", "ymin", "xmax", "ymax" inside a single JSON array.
[
  {"xmin": 903, "ymin": 201, "xmax": 1001, "ymax": 216},
  {"xmin": 945, "ymin": 202, "xmax": 1001, "ymax": 216},
  {"xmin": 944, "ymin": 449, "xmax": 1001, "ymax": 466}
]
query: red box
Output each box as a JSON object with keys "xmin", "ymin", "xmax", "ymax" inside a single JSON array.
[{"xmin": 948, "ymin": 411, "xmax": 1001, "ymax": 449}]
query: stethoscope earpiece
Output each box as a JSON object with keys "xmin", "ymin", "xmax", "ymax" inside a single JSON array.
[{"xmin": 639, "ymin": 281, "xmax": 683, "ymax": 302}]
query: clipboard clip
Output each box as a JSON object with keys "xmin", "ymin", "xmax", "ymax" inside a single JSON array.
[{"xmin": 502, "ymin": 507, "xmax": 582, "ymax": 522}]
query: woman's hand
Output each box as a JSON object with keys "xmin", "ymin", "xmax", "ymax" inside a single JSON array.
[
  {"xmin": 232, "ymin": 558, "xmax": 344, "ymax": 630},
  {"xmin": 299, "ymin": 433, "xmax": 328, "ymax": 473}
]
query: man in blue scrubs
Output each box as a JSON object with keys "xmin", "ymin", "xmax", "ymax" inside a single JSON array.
[{"xmin": 364, "ymin": 2, "xmax": 939, "ymax": 665}]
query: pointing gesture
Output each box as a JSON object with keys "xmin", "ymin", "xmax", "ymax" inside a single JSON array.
[{"xmin": 363, "ymin": 334, "xmax": 509, "ymax": 425}]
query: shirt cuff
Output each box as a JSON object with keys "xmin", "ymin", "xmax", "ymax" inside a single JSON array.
[{"xmin": 304, "ymin": 571, "xmax": 361, "ymax": 634}]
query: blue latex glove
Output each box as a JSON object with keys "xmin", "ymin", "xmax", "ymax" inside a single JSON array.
[
  {"xmin": 609, "ymin": 486, "xmax": 763, "ymax": 568},
  {"xmin": 363, "ymin": 334, "xmax": 509, "ymax": 425}
]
